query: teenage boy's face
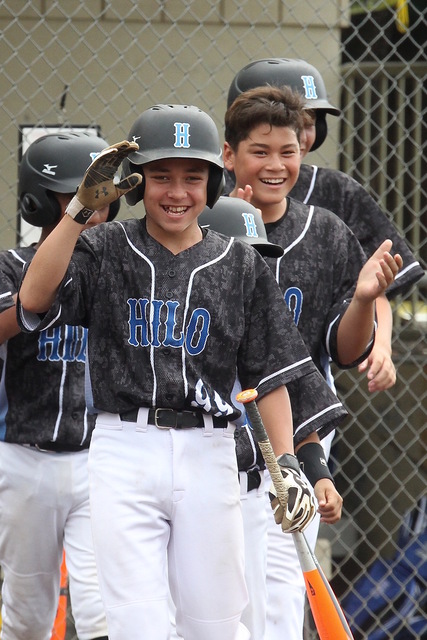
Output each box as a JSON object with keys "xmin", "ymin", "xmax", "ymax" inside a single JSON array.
[
  {"xmin": 224, "ymin": 124, "xmax": 301, "ymax": 215},
  {"xmin": 143, "ymin": 157, "xmax": 209, "ymax": 241}
]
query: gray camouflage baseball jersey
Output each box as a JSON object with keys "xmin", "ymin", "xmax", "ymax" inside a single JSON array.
[
  {"xmin": 18, "ymin": 217, "xmax": 346, "ymax": 443},
  {"xmin": 264, "ymin": 197, "xmax": 372, "ymax": 376},
  {"xmin": 225, "ymin": 164, "xmax": 424, "ymax": 298},
  {"xmin": 290, "ymin": 164, "xmax": 424, "ymax": 297},
  {"xmin": 0, "ymin": 246, "xmax": 94, "ymax": 447}
]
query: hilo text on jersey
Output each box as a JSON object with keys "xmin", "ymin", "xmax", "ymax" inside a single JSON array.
[
  {"xmin": 37, "ymin": 325, "xmax": 87, "ymax": 362},
  {"xmin": 127, "ymin": 298, "xmax": 210, "ymax": 356}
]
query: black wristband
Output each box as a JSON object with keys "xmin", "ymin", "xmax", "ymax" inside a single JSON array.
[
  {"xmin": 296, "ymin": 443, "xmax": 335, "ymax": 487},
  {"xmin": 276, "ymin": 452, "xmax": 300, "ymax": 474}
]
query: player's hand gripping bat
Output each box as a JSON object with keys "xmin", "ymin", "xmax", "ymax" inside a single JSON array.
[{"xmin": 236, "ymin": 388, "xmax": 354, "ymax": 640}]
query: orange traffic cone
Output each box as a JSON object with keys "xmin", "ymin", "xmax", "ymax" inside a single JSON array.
[{"xmin": 51, "ymin": 551, "xmax": 68, "ymax": 640}]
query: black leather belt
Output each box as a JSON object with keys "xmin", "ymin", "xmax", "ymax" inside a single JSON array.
[
  {"xmin": 246, "ymin": 469, "xmax": 262, "ymax": 492},
  {"xmin": 24, "ymin": 442, "xmax": 87, "ymax": 453},
  {"xmin": 119, "ymin": 408, "xmax": 228, "ymax": 429}
]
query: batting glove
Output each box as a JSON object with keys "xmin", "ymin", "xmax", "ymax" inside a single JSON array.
[
  {"xmin": 269, "ymin": 453, "xmax": 317, "ymax": 533},
  {"xmin": 66, "ymin": 140, "xmax": 142, "ymax": 224}
]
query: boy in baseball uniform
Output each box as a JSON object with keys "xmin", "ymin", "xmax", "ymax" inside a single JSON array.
[
  {"xmin": 0, "ymin": 132, "xmax": 114, "ymax": 640},
  {"xmin": 16, "ymin": 104, "xmax": 342, "ymax": 640},
  {"xmin": 223, "ymin": 85, "xmax": 402, "ymax": 640}
]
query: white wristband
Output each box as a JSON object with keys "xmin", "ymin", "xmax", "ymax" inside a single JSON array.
[{"xmin": 65, "ymin": 195, "xmax": 95, "ymax": 225}]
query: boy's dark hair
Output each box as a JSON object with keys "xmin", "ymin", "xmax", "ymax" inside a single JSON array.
[{"xmin": 224, "ymin": 85, "xmax": 306, "ymax": 151}]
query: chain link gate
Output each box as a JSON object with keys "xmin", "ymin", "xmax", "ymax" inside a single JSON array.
[{"xmin": 0, "ymin": 2, "xmax": 425, "ymax": 639}]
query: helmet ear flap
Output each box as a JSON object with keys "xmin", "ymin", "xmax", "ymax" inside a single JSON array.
[
  {"xmin": 107, "ymin": 199, "xmax": 121, "ymax": 221},
  {"xmin": 206, "ymin": 168, "xmax": 225, "ymax": 208},
  {"xmin": 122, "ymin": 159, "xmax": 145, "ymax": 206},
  {"xmin": 310, "ymin": 113, "xmax": 328, "ymax": 152},
  {"xmin": 20, "ymin": 190, "xmax": 61, "ymax": 227}
]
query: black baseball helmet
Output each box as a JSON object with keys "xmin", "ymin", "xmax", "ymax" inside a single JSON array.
[
  {"xmin": 199, "ymin": 196, "xmax": 284, "ymax": 258},
  {"xmin": 122, "ymin": 104, "xmax": 224, "ymax": 208},
  {"xmin": 18, "ymin": 131, "xmax": 120, "ymax": 227},
  {"xmin": 227, "ymin": 58, "xmax": 341, "ymax": 151}
]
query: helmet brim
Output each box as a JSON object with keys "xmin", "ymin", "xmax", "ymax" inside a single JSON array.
[{"xmin": 250, "ymin": 239, "xmax": 284, "ymax": 257}]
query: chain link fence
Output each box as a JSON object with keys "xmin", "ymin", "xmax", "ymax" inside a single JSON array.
[{"xmin": 0, "ymin": 1, "xmax": 426, "ymax": 639}]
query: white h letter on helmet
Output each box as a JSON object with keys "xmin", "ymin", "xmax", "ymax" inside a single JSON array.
[
  {"xmin": 241, "ymin": 212, "xmax": 259, "ymax": 239},
  {"xmin": 301, "ymin": 75, "xmax": 318, "ymax": 100},
  {"xmin": 174, "ymin": 122, "xmax": 191, "ymax": 148}
]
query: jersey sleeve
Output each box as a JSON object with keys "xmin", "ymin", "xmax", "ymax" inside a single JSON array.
[
  {"xmin": 0, "ymin": 279, "xmax": 15, "ymax": 313},
  {"xmin": 330, "ymin": 170, "xmax": 424, "ymax": 298},
  {"xmin": 17, "ymin": 228, "xmax": 104, "ymax": 334},
  {"xmin": 0, "ymin": 251, "xmax": 22, "ymax": 312},
  {"xmin": 320, "ymin": 212, "xmax": 375, "ymax": 369},
  {"xmin": 286, "ymin": 371, "xmax": 347, "ymax": 445}
]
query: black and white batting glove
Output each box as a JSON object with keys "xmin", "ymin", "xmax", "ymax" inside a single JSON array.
[
  {"xmin": 269, "ymin": 453, "xmax": 317, "ymax": 533},
  {"xmin": 66, "ymin": 140, "xmax": 142, "ymax": 224}
]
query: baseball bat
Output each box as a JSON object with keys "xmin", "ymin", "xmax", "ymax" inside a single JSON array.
[
  {"xmin": 236, "ymin": 388, "xmax": 354, "ymax": 640},
  {"xmin": 50, "ymin": 550, "xmax": 68, "ymax": 640}
]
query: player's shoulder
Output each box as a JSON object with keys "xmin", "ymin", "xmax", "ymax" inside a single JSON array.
[
  {"xmin": 289, "ymin": 199, "xmax": 361, "ymax": 257},
  {"xmin": 287, "ymin": 196, "xmax": 349, "ymax": 230},
  {"xmin": 315, "ymin": 165, "xmax": 368, "ymax": 193},
  {"xmin": 85, "ymin": 217, "xmax": 141, "ymax": 236},
  {"xmin": 79, "ymin": 217, "xmax": 143, "ymax": 249},
  {"xmin": 0, "ymin": 245, "xmax": 35, "ymax": 269}
]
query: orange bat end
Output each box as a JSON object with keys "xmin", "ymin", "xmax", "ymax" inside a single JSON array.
[
  {"xmin": 303, "ymin": 569, "xmax": 354, "ymax": 640},
  {"xmin": 236, "ymin": 388, "xmax": 258, "ymax": 403},
  {"xmin": 50, "ymin": 551, "xmax": 68, "ymax": 640}
]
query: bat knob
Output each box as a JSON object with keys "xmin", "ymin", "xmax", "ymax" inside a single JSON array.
[{"xmin": 236, "ymin": 388, "xmax": 258, "ymax": 403}]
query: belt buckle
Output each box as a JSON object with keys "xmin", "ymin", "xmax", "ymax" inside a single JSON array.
[{"xmin": 154, "ymin": 408, "xmax": 175, "ymax": 429}]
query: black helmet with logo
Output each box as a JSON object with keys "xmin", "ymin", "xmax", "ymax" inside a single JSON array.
[
  {"xmin": 227, "ymin": 58, "xmax": 340, "ymax": 151},
  {"xmin": 18, "ymin": 131, "xmax": 120, "ymax": 227},
  {"xmin": 122, "ymin": 104, "xmax": 224, "ymax": 208}
]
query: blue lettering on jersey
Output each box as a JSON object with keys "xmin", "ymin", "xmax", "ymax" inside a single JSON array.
[
  {"xmin": 164, "ymin": 301, "xmax": 183, "ymax": 347},
  {"xmin": 241, "ymin": 212, "xmax": 259, "ymax": 239},
  {"xmin": 127, "ymin": 298, "xmax": 210, "ymax": 356},
  {"xmin": 37, "ymin": 325, "xmax": 87, "ymax": 362},
  {"xmin": 185, "ymin": 308, "xmax": 210, "ymax": 356},
  {"xmin": 301, "ymin": 75, "xmax": 318, "ymax": 100},
  {"xmin": 284, "ymin": 287, "xmax": 303, "ymax": 326},
  {"xmin": 174, "ymin": 122, "xmax": 191, "ymax": 148},
  {"xmin": 127, "ymin": 298, "xmax": 149, "ymax": 346}
]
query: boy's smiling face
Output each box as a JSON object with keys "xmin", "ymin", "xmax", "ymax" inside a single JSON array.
[
  {"xmin": 224, "ymin": 123, "xmax": 301, "ymax": 222},
  {"xmin": 143, "ymin": 157, "xmax": 209, "ymax": 251}
]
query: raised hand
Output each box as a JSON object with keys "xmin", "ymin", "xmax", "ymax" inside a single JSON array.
[
  {"xmin": 355, "ymin": 239, "xmax": 403, "ymax": 302},
  {"xmin": 66, "ymin": 140, "xmax": 142, "ymax": 224}
]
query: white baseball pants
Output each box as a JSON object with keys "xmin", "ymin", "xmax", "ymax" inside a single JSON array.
[
  {"xmin": 0, "ymin": 443, "xmax": 108, "ymax": 640},
  {"xmin": 88, "ymin": 410, "xmax": 250, "ymax": 640}
]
